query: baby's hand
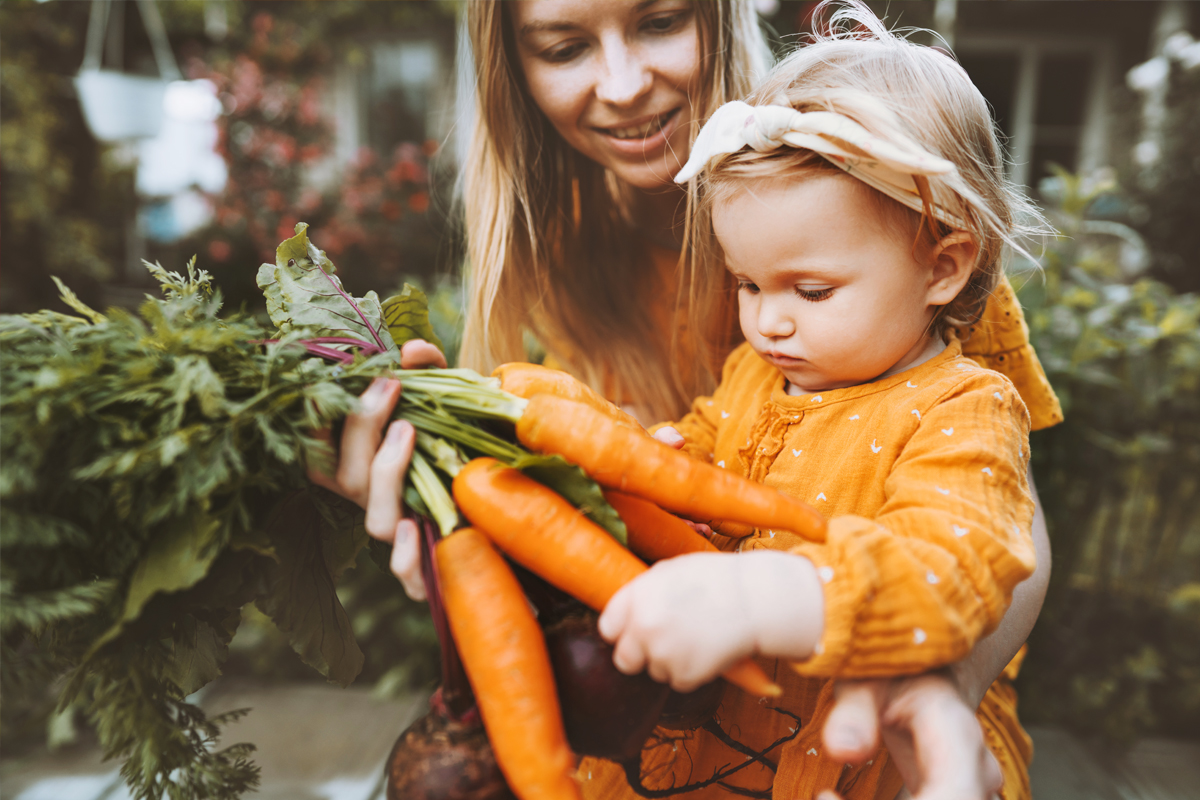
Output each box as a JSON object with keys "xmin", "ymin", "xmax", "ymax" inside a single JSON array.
[
  {"xmin": 652, "ymin": 425, "xmax": 686, "ymax": 449},
  {"xmin": 597, "ymin": 551, "xmax": 825, "ymax": 691}
]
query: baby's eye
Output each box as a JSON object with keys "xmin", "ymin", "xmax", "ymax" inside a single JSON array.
[
  {"xmin": 795, "ymin": 286, "xmax": 834, "ymax": 302},
  {"xmin": 737, "ymin": 281, "xmax": 759, "ymax": 294}
]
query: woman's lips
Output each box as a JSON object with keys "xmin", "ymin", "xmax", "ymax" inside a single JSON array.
[{"xmin": 593, "ymin": 108, "xmax": 682, "ymax": 157}]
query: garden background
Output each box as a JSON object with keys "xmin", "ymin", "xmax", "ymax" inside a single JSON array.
[{"xmin": 2, "ymin": 0, "xmax": 1198, "ymax": 795}]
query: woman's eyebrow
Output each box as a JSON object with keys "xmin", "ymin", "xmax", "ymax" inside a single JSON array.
[{"xmin": 519, "ymin": 19, "xmax": 579, "ymax": 37}]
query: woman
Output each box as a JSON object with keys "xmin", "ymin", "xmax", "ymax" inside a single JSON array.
[{"xmin": 315, "ymin": 2, "xmax": 1055, "ymax": 797}]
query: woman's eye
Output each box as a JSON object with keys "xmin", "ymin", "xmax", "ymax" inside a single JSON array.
[
  {"xmin": 738, "ymin": 281, "xmax": 759, "ymax": 293},
  {"xmin": 542, "ymin": 41, "xmax": 587, "ymax": 63},
  {"xmin": 642, "ymin": 11, "xmax": 688, "ymax": 34},
  {"xmin": 795, "ymin": 286, "xmax": 834, "ymax": 302}
]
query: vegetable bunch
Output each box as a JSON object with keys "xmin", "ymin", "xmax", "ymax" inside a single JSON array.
[{"xmin": 2, "ymin": 224, "xmax": 825, "ymax": 800}]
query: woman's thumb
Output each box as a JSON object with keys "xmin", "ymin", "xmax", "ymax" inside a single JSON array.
[{"xmin": 822, "ymin": 680, "xmax": 885, "ymax": 762}]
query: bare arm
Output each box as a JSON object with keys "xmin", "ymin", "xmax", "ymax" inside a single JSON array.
[{"xmin": 949, "ymin": 467, "xmax": 1050, "ymax": 708}]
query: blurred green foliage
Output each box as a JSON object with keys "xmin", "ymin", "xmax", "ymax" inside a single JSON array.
[
  {"xmin": 1018, "ymin": 169, "xmax": 1200, "ymax": 744},
  {"xmin": 0, "ymin": 0, "xmax": 135, "ymax": 312}
]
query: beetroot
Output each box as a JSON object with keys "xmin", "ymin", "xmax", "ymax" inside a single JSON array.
[
  {"xmin": 544, "ymin": 610, "xmax": 670, "ymax": 760},
  {"xmin": 385, "ymin": 520, "xmax": 515, "ymax": 799},
  {"xmin": 657, "ymin": 679, "xmax": 725, "ymax": 731},
  {"xmin": 386, "ymin": 698, "xmax": 515, "ymax": 800}
]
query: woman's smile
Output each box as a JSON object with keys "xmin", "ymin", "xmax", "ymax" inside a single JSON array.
[{"xmin": 592, "ymin": 107, "xmax": 682, "ymax": 154}]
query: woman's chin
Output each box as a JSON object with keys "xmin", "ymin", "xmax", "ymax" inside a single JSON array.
[{"xmin": 605, "ymin": 159, "xmax": 686, "ymax": 191}]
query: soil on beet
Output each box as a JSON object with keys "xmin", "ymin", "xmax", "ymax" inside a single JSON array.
[{"xmin": 386, "ymin": 708, "xmax": 515, "ymax": 800}]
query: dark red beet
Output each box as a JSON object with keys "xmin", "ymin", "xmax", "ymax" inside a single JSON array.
[
  {"xmin": 657, "ymin": 679, "xmax": 726, "ymax": 731},
  {"xmin": 386, "ymin": 704, "xmax": 515, "ymax": 800},
  {"xmin": 544, "ymin": 611, "xmax": 670, "ymax": 760}
]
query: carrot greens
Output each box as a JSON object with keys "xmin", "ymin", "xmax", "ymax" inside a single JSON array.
[{"xmin": 0, "ymin": 225, "xmax": 623, "ymax": 800}]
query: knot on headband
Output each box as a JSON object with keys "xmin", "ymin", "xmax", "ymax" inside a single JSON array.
[{"xmin": 675, "ymin": 101, "xmax": 965, "ymax": 228}]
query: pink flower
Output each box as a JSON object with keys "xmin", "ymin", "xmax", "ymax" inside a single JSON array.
[{"xmin": 208, "ymin": 239, "xmax": 232, "ymax": 262}]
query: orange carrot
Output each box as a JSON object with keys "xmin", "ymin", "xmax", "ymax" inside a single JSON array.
[
  {"xmin": 493, "ymin": 362, "xmax": 644, "ymax": 431},
  {"xmin": 516, "ymin": 394, "xmax": 827, "ymax": 544},
  {"xmin": 453, "ymin": 458, "xmax": 782, "ymax": 699},
  {"xmin": 436, "ymin": 527, "xmax": 582, "ymax": 800},
  {"xmin": 604, "ymin": 490, "xmax": 718, "ymax": 563},
  {"xmin": 453, "ymin": 458, "xmax": 646, "ymax": 611}
]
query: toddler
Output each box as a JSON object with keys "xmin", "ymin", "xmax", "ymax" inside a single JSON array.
[{"xmin": 587, "ymin": 7, "xmax": 1043, "ymax": 800}]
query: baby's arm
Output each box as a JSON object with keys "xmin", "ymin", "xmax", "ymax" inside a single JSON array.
[
  {"xmin": 790, "ymin": 375, "xmax": 1036, "ymax": 678},
  {"xmin": 601, "ymin": 374, "xmax": 1035, "ymax": 689},
  {"xmin": 599, "ymin": 549, "xmax": 824, "ymax": 691}
]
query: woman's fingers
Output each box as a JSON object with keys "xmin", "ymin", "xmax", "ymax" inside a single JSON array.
[
  {"xmin": 364, "ymin": 421, "xmax": 416, "ymax": 541},
  {"xmin": 823, "ymin": 680, "xmax": 885, "ymax": 760},
  {"xmin": 400, "ymin": 339, "xmax": 448, "ymax": 369},
  {"xmin": 335, "ymin": 378, "xmax": 402, "ymax": 505},
  {"xmin": 390, "ymin": 518, "xmax": 427, "ymax": 600}
]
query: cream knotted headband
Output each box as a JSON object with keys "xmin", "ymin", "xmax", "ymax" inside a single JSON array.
[{"xmin": 674, "ymin": 100, "xmax": 966, "ymax": 229}]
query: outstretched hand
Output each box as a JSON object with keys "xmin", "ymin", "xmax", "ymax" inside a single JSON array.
[
  {"xmin": 817, "ymin": 674, "xmax": 1003, "ymax": 800},
  {"xmin": 306, "ymin": 338, "xmax": 447, "ymax": 600}
]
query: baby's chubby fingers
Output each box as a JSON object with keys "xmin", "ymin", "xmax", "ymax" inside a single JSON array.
[
  {"xmin": 652, "ymin": 425, "xmax": 685, "ymax": 449},
  {"xmin": 364, "ymin": 420, "xmax": 416, "ymax": 541}
]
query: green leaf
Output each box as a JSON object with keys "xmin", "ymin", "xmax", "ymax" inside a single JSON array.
[
  {"xmin": 51, "ymin": 276, "xmax": 105, "ymax": 324},
  {"xmin": 513, "ymin": 453, "xmax": 628, "ymax": 545},
  {"xmin": 255, "ymin": 223, "xmax": 398, "ymax": 358},
  {"xmin": 88, "ymin": 513, "xmax": 224, "ymax": 657},
  {"xmin": 381, "ymin": 283, "xmax": 443, "ymax": 351},
  {"xmin": 256, "ymin": 491, "xmax": 365, "ymax": 686},
  {"xmin": 165, "ymin": 611, "xmax": 240, "ymax": 696}
]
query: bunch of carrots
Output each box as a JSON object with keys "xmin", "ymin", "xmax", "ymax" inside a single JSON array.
[{"xmin": 429, "ymin": 362, "xmax": 827, "ymax": 800}]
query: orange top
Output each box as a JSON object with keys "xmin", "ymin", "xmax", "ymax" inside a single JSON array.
[{"xmin": 579, "ymin": 341, "xmax": 1036, "ymax": 799}]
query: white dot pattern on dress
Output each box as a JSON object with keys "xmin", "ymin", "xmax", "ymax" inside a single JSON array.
[
  {"xmin": 913, "ymin": 628, "xmax": 927, "ymax": 644},
  {"xmin": 817, "ymin": 566, "xmax": 835, "ymax": 583}
]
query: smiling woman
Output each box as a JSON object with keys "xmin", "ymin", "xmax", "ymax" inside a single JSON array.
[
  {"xmin": 511, "ymin": 0, "xmax": 700, "ymax": 189},
  {"xmin": 459, "ymin": 0, "xmax": 770, "ymax": 424}
]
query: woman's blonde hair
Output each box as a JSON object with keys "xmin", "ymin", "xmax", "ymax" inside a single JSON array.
[
  {"xmin": 686, "ymin": 0, "xmax": 1047, "ymax": 337},
  {"xmin": 459, "ymin": 1, "xmax": 771, "ymax": 422}
]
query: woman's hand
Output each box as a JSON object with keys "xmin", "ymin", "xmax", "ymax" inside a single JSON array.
[
  {"xmin": 306, "ymin": 339, "xmax": 446, "ymax": 600},
  {"xmin": 818, "ymin": 675, "xmax": 1003, "ymax": 800}
]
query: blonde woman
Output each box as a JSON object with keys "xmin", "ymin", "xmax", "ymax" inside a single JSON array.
[{"xmin": 314, "ymin": 2, "xmax": 1056, "ymax": 798}]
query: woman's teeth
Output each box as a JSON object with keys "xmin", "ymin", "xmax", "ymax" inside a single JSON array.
[{"xmin": 606, "ymin": 113, "xmax": 670, "ymax": 140}]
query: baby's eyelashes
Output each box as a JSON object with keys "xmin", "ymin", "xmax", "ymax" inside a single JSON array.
[
  {"xmin": 795, "ymin": 285, "xmax": 834, "ymax": 302},
  {"xmin": 737, "ymin": 281, "xmax": 760, "ymax": 294}
]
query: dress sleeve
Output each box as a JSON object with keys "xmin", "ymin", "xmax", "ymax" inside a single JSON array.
[
  {"xmin": 789, "ymin": 375, "xmax": 1038, "ymax": 678},
  {"xmin": 956, "ymin": 274, "xmax": 1063, "ymax": 431}
]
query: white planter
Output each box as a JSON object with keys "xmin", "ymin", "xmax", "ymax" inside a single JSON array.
[{"xmin": 74, "ymin": 68, "xmax": 167, "ymax": 142}]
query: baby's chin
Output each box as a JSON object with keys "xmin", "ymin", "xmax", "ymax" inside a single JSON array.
[{"xmin": 752, "ymin": 346, "xmax": 870, "ymax": 394}]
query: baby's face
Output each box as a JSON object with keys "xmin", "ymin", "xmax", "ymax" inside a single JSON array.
[{"xmin": 712, "ymin": 173, "xmax": 940, "ymax": 394}]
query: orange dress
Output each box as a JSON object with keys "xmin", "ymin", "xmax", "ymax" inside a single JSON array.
[
  {"xmin": 556, "ymin": 247, "xmax": 1061, "ymax": 800},
  {"xmin": 579, "ymin": 340, "xmax": 1036, "ymax": 799}
]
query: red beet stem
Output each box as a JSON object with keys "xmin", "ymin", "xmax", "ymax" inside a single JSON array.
[{"xmin": 419, "ymin": 516, "xmax": 476, "ymax": 720}]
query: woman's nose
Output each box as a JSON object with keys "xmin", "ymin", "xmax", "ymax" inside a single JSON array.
[{"xmin": 594, "ymin": 38, "xmax": 653, "ymax": 107}]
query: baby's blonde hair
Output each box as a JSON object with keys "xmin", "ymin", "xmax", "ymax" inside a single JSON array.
[{"xmin": 687, "ymin": 0, "xmax": 1046, "ymax": 335}]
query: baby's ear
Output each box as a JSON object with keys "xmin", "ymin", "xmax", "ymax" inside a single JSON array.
[{"xmin": 926, "ymin": 232, "xmax": 978, "ymax": 306}]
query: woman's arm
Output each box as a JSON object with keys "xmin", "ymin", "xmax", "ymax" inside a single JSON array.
[
  {"xmin": 817, "ymin": 470, "xmax": 1049, "ymax": 799},
  {"xmin": 949, "ymin": 468, "xmax": 1050, "ymax": 707}
]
